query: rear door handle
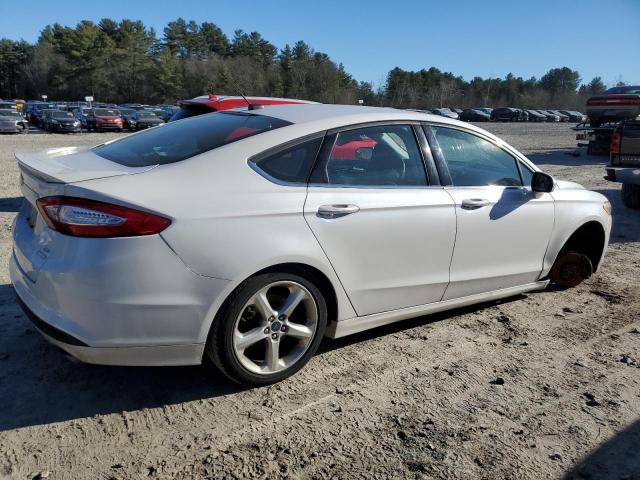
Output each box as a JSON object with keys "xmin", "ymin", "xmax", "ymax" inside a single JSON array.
[
  {"xmin": 317, "ymin": 204, "xmax": 360, "ymax": 218},
  {"xmin": 461, "ymin": 198, "xmax": 490, "ymax": 210}
]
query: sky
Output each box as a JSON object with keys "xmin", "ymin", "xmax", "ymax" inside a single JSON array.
[{"xmin": 1, "ymin": 0, "xmax": 638, "ymax": 88}]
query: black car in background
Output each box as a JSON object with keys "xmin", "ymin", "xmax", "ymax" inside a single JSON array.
[
  {"xmin": 526, "ymin": 110, "xmax": 547, "ymax": 122},
  {"xmin": 128, "ymin": 110, "xmax": 164, "ymax": 130},
  {"xmin": 42, "ymin": 110, "xmax": 81, "ymax": 132},
  {"xmin": 559, "ymin": 110, "xmax": 586, "ymax": 122},
  {"xmin": 459, "ymin": 108, "xmax": 491, "ymax": 122},
  {"xmin": 29, "ymin": 103, "xmax": 57, "ymax": 126},
  {"xmin": 491, "ymin": 107, "xmax": 527, "ymax": 121},
  {"xmin": 547, "ymin": 110, "xmax": 570, "ymax": 122}
]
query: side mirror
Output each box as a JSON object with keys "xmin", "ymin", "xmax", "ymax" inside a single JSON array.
[{"xmin": 532, "ymin": 171, "xmax": 554, "ymax": 193}]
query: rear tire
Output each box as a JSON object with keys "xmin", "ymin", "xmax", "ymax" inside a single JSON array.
[
  {"xmin": 206, "ymin": 272, "xmax": 327, "ymax": 387},
  {"xmin": 622, "ymin": 183, "xmax": 640, "ymax": 209}
]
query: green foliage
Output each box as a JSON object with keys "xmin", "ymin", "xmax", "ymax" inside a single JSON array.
[{"xmin": 0, "ymin": 18, "xmax": 610, "ymax": 110}]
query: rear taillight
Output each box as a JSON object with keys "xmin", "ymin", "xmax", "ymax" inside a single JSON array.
[
  {"xmin": 610, "ymin": 127, "xmax": 622, "ymax": 155},
  {"xmin": 587, "ymin": 96, "xmax": 640, "ymax": 106},
  {"xmin": 36, "ymin": 196, "xmax": 171, "ymax": 238}
]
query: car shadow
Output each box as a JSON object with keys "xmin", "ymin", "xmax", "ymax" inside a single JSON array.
[
  {"xmin": 0, "ymin": 284, "xmax": 241, "ymax": 432},
  {"xmin": 525, "ymin": 148, "xmax": 607, "ymax": 167},
  {"xmin": 0, "ymin": 196, "xmax": 22, "ymax": 212},
  {"xmin": 563, "ymin": 419, "xmax": 640, "ymax": 480},
  {"xmin": 0, "ymin": 281, "xmax": 527, "ymax": 432}
]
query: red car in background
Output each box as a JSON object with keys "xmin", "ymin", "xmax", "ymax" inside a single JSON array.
[
  {"xmin": 86, "ymin": 108, "xmax": 123, "ymax": 132},
  {"xmin": 169, "ymin": 94, "xmax": 318, "ymax": 122}
]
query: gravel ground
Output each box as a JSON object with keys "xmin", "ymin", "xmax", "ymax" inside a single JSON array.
[{"xmin": 0, "ymin": 123, "xmax": 639, "ymax": 480}]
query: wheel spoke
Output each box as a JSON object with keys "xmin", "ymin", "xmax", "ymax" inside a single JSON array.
[
  {"xmin": 285, "ymin": 322, "xmax": 313, "ymax": 339},
  {"xmin": 235, "ymin": 327, "xmax": 266, "ymax": 352},
  {"xmin": 252, "ymin": 289, "xmax": 276, "ymax": 321},
  {"xmin": 265, "ymin": 339, "xmax": 280, "ymax": 371},
  {"xmin": 279, "ymin": 288, "xmax": 307, "ymax": 318}
]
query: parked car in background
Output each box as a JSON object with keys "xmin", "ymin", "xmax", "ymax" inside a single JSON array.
[
  {"xmin": 526, "ymin": 110, "xmax": 547, "ymax": 122},
  {"xmin": 535, "ymin": 110, "xmax": 560, "ymax": 122},
  {"xmin": 128, "ymin": 110, "xmax": 164, "ymax": 130},
  {"xmin": 559, "ymin": 110, "xmax": 587, "ymax": 123},
  {"xmin": 430, "ymin": 108, "xmax": 459, "ymax": 120},
  {"xmin": 0, "ymin": 108, "xmax": 28, "ymax": 133},
  {"xmin": 42, "ymin": 110, "xmax": 82, "ymax": 133},
  {"xmin": 86, "ymin": 108, "xmax": 123, "ymax": 132},
  {"xmin": 459, "ymin": 108, "xmax": 491, "ymax": 122},
  {"xmin": 605, "ymin": 120, "xmax": 640, "ymax": 209},
  {"xmin": 29, "ymin": 104, "xmax": 57, "ymax": 127},
  {"xmin": 72, "ymin": 107, "xmax": 92, "ymax": 129},
  {"xmin": 491, "ymin": 107, "xmax": 527, "ymax": 122},
  {"xmin": 169, "ymin": 94, "xmax": 318, "ymax": 122},
  {"xmin": 477, "ymin": 108, "xmax": 493, "ymax": 116},
  {"xmin": 586, "ymin": 85, "xmax": 640, "ymax": 127},
  {"xmin": 118, "ymin": 108, "xmax": 138, "ymax": 130},
  {"xmin": 11, "ymin": 105, "xmax": 611, "ymax": 386},
  {"xmin": 451, "ymin": 108, "xmax": 464, "ymax": 116},
  {"xmin": 547, "ymin": 110, "xmax": 570, "ymax": 122},
  {"xmin": 0, "ymin": 100, "xmax": 18, "ymax": 112}
]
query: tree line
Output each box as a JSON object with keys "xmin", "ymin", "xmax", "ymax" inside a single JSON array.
[{"xmin": 0, "ymin": 18, "xmax": 609, "ymax": 109}]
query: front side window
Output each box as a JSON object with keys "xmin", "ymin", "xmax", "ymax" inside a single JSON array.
[
  {"xmin": 310, "ymin": 125, "xmax": 427, "ymax": 187},
  {"xmin": 251, "ymin": 137, "xmax": 323, "ymax": 184},
  {"xmin": 430, "ymin": 126, "xmax": 522, "ymax": 187},
  {"xmin": 94, "ymin": 112, "xmax": 291, "ymax": 167}
]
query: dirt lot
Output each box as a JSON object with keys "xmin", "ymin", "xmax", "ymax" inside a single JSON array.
[{"xmin": 0, "ymin": 123, "xmax": 638, "ymax": 480}]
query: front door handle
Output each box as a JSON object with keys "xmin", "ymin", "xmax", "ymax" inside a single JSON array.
[
  {"xmin": 317, "ymin": 204, "xmax": 360, "ymax": 218},
  {"xmin": 461, "ymin": 198, "xmax": 490, "ymax": 210}
]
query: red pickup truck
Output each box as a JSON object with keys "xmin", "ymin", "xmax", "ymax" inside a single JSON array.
[{"xmin": 587, "ymin": 85, "xmax": 640, "ymax": 127}]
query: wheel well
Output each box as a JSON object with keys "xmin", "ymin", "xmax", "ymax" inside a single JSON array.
[
  {"xmin": 255, "ymin": 263, "xmax": 338, "ymax": 324},
  {"xmin": 559, "ymin": 221, "xmax": 606, "ymax": 270}
]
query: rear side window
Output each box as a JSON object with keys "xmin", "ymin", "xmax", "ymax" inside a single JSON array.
[
  {"xmin": 310, "ymin": 125, "xmax": 427, "ymax": 187},
  {"xmin": 251, "ymin": 137, "xmax": 323, "ymax": 184},
  {"xmin": 431, "ymin": 126, "xmax": 522, "ymax": 187},
  {"xmin": 94, "ymin": 112, "xmax": 291, "ymax": 167}
]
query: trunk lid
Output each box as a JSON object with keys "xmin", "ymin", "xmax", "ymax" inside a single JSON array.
[{"xmin": 16, "ymin": 146, "xmax": 155, "ymax": 186}]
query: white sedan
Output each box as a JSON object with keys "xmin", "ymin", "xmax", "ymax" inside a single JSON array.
[{"xmin": 11, "ymin": 105, "xmax": 612, "ymax": 386}]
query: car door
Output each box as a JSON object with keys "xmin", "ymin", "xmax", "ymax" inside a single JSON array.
[
  {"xmin": 424, "ymin": 125, "xmax": 554, "ymax": 300},
  {"xmin": 304, "ymin": 123, "xmax": 456, "ymax": 317}
]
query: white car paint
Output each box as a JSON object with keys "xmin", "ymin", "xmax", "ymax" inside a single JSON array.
[{"xmin": 11, "ymin": 104, "xmax": 612, "ymax": 366}]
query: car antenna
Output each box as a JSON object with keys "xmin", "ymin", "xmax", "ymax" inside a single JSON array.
[{"xmin": 240, "ymin": 92, "xmax": 264, "ymax": 111}]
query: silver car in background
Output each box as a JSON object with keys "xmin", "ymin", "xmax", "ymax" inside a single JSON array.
[
  {"xmin": 11, "ymin": 105, "xmax": 611, "ymax": 386},
  {"xmin": 0, "ymin": 109, "xmax": 28, "ymax": 133}
]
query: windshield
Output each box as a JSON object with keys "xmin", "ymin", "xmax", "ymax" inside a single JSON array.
[
  {"xmin": 93, "ymin": 112, "xmax": 291, "ymax": 167},
  {"xmin": 53, "ymin": 111, "xmax": 74, "ymax": 119},
  {"xmin": 138, "ymin": 111, "xmax": 157, "ymax": 118},
  {"xmin": 94, "ymin": 109, "xmax": 118, "ymax": 117}
]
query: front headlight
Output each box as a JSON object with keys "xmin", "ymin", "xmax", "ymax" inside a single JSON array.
[
  {"xmin": 603, "ymin": 201, "xmax": 612, "ymax": 215},
  {"xmin": 73, "ymin": 121, "xmax": 80, "ymax": 126}
]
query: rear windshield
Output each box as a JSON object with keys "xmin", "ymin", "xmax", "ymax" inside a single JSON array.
[
  {"xmin": 94, "ymin": 109, "xmax": 118, "ymax": 116},
  {"xmin": 138, "ymin": 111, "xmax": 157, "ymax": 118},
  {"xmin": 93, "ymin": 112, "xmax": 291, "ymax": 167},
  {"xmin": 170, "ymin": 103, "xmax": 215, "ymax": 122},
  {"xmin": 53, "ymin": 111, "xmax": 74, "ymax": 118}
]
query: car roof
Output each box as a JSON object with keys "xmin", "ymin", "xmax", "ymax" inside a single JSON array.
[{"xmin": 237, "ymin": 104, "xmax": 500, "ymax": 142}]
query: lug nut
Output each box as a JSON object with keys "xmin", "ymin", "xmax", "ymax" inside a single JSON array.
[
  {"xmin": 271, "ymin": 333, "xmax": 278, "ymax": 340},
  {"xmin": 269, "ymin": 316, "xmax": 275, "ymax": 321},
  {"xmin": 278, "ymin": 315, "xmax": 286, "ymax": 321},
  {"xmin": 280, "ymin": 325, "xmax": 287, "ymax": 332},
  {"xmin": 264, "ymin": 327, "xmax": 270, "ymax": 334}
]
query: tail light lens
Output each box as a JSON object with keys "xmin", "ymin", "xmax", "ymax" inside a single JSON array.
[
  {"xmin": 610, "ymin": 127, "xmax": 622, "ymax": 155},
  {"xmin": 36, "ymin": 196, "xmax": 171, "ymax": 237}
]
